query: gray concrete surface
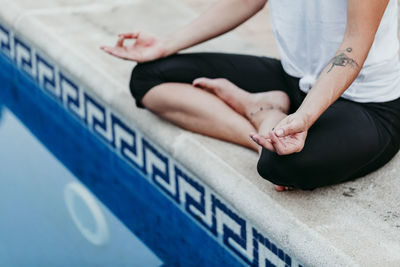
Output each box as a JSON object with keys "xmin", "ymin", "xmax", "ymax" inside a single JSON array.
[{"xmin": 1, "ymin": 0, "xmax": 400, "ymax": 266}]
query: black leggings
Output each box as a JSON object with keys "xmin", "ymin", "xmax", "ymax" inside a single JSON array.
[{"xmin": 130, "ymin": 53, "xmax": 400, "ymax": 190}]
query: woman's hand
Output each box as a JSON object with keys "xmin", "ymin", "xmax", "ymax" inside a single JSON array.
[
  {"xmin": 100, "ymin": 31, "xmax": 166, "ymax": 63},
  {"xmin": 250, "ymin": 112, "xmax": 309, "ymax": 155}
]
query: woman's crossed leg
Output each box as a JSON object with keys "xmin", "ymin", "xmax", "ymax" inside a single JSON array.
[
  {"xmin": 130, "ymin": 53, "xmax": 293, "ymax": 190},
  {"xmin": 129, "ymin": 52, "xmax": 397, "ymax": 191}
]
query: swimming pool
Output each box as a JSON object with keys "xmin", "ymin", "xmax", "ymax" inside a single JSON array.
[
  {"xmin": 0, "ymin": 51, "xmax": 165, "ymax": 266},
  {"xmin": 0, "ymin": 105, "xmax": 164, "ymax": 266},
  {"xmin": 0, "ymin": 21, "xmax": 302, "ymax": 266}
]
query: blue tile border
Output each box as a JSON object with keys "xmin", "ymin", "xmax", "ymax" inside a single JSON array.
[{"xmin": 0, "ymin": 21, "xmax": 303, "ymax": 267}]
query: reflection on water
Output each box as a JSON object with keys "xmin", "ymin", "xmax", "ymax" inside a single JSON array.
[
  {"xmin": 0, "ymin": 108, "xmax": 163, "ymax": 267},
  {"xmin": 64, "ymin": 181, "xmax": 110, "ymax": 246},
  {"xmin": 0, "ymin": 53, "xmax": 163, "ymax": 266}
]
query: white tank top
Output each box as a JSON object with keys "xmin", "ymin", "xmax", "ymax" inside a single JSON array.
[{"xmin": 269, "ymin": 0, "xmax": 400, "ymax": 103}]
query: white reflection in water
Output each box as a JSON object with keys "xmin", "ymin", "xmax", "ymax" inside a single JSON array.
[{"xmin": 64, "ymin": 181, "xmax": 109, "ymax": 246}]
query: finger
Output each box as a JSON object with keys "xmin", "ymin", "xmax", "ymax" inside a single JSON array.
[
  {"xmin": 100, "ymin": 45, "xmax": 112, "ymax": 50},
  {"xmin": 269, "ymin": 132, "xmax": 285, "ymax": 148},
  {"xmin": 116, "ymin": 36, "xmax": 125, "ymax": 47},
  {"xmin": 100, "ymin": 46, "xmax": 114, "ymax": 54},
  {"xmin": 271, "ymin": 132, "xmax": 303, "ymax": 155},
  {"xmin": 249, "ymin": 133, "xmax": 275, "ymax": 151},
  {"xmin": 101, "ymin": 46, "xmax": 114, "ymax": 51},
  {"xmin": 269, "ymin": 132, "xmax": 289, "ymax": 155},
  {"xmin": 102, "ymin": 46, "xmax": 142, "ymax": 61},
  {"xmin": 275, "ymin": 118, "xmax": 304, "ymax": 137},
  {"xmin": 250, "ymin": 132, "xmax": 272, "ymax": 143},
  {"xmin": 118, "ymin": 32, "xmax": 140, "ymax": 39},
  {"xmin": 102, "ymin": 48, "xmax": 129, "ymax": 60},
  {"xmin": 101, "ymin": 47, "xmax": 119, "ymax": 55}
]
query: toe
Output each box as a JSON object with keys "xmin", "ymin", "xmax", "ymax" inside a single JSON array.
[
  {"xmin": 194, "ymin": 78, "xmax": 224, "ymax": 94},
  {"xmin": 193, "ymin": 77, "xmax": 215, "ymax": 87},
  {"xmin": 275, "ymin": 185, "xmax": 285, "ymax": 192},
  {"xmin": 275, "ymin": 185, "xmax": 295, "ymax": 192}
]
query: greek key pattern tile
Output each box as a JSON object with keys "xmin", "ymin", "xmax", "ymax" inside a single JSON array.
[{"xmin": 0, "ymin": 22, "xmax": 303, "ymax": 267}]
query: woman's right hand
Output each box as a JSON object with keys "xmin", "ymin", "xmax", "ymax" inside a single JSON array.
[
  {"xmin": 100, "ymin": 31, "xmax": 167, "ymax": 63},
  {"xmin": 250, "ymin": 112, "xmax": 309, "ymax": 155}
]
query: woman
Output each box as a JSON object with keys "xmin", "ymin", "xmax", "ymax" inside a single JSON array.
[{"xmin": 101, "ymin": 0, "xmax": 400, "ymax": 191}]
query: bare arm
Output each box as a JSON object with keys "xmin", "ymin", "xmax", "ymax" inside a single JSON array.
[
  {"xmin": 162, "ymin": 0, "xmax": 267, "ymax": 56},
  {"xmin": 294, "ymin": 0, "xmax": 390, "ymax": 129},
  {"xmin": 101, "ymin": 0, "xmax": 267, "ymax": 62},
  {"xmin": 269, "ymin": 0, "xmax": 390, "ymax": 155}
]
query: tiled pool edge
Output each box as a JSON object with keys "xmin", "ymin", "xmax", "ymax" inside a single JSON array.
[{"xmin": 0, "ymin": 4, "xmax": 362, "ymax": 265}]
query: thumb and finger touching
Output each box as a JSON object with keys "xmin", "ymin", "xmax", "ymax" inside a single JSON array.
[
  {"xmin": 118, "ymin": 32, "xmax": 141, "ymax": 39},
  {"xmin": 274, "ymin": 115, "xmax": 306, "ymax": 137},
  {"xmin": 102, "ymin": 31, "xmax": 163, "ymax": 61},
  {"xmin": 268, "ymin": 131, "xmax": 290, "ymax": 155},
  {"xmin": 249, "ymin": 114, "xmax": 309, "ymax": 155},
  {"xmin": 101, "ymin": 31, "xmax": 139, "ymax": 49},
  {"xmin": 116, "ymin": 31, "xmax": 142, "ymax": 48},
  {"xmin": 100, "ymin": 31, "xmax": 145, "ymax": 59}
]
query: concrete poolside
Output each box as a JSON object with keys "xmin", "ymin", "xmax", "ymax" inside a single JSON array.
[{"xmin": 1, "ymin": 0, "xmax": 400, "ymax": 266}]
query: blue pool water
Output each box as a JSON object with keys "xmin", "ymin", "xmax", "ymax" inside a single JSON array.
[
  {"xmin": 0, "ymin": 37, "xmax": 247, "ymax": 266},
  {"xmin": 0, "ymin": 60, "xmax": 162, "ymax": 266},
  {"xmin": 0, "ymin": 107, "xmax": 163, "ymax": 266}
]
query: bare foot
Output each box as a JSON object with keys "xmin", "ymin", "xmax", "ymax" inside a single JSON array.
[
  {"xmin": 194, "ymin": 78, "xmax": 294, "ymax": 193},
  {"xmin": 193, "ymin": 78, "xmax": 290, "ymax": 124},
  {"xmin": 193, "ymin": 78, "xmax": 250, "ymax": 114},
  {"xmin": 246, "ymin": 92, "xmax": 289, "ymax": 129}
]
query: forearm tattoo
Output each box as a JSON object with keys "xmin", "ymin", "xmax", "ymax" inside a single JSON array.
[{"xmin": 327, "ymin": 47, "xmax": 359, "ymax": 73}]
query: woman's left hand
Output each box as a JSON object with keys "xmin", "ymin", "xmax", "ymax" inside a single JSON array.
[{"xmin": 250, "ymin": 112, "xmax": 309, "ymax": 155}]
